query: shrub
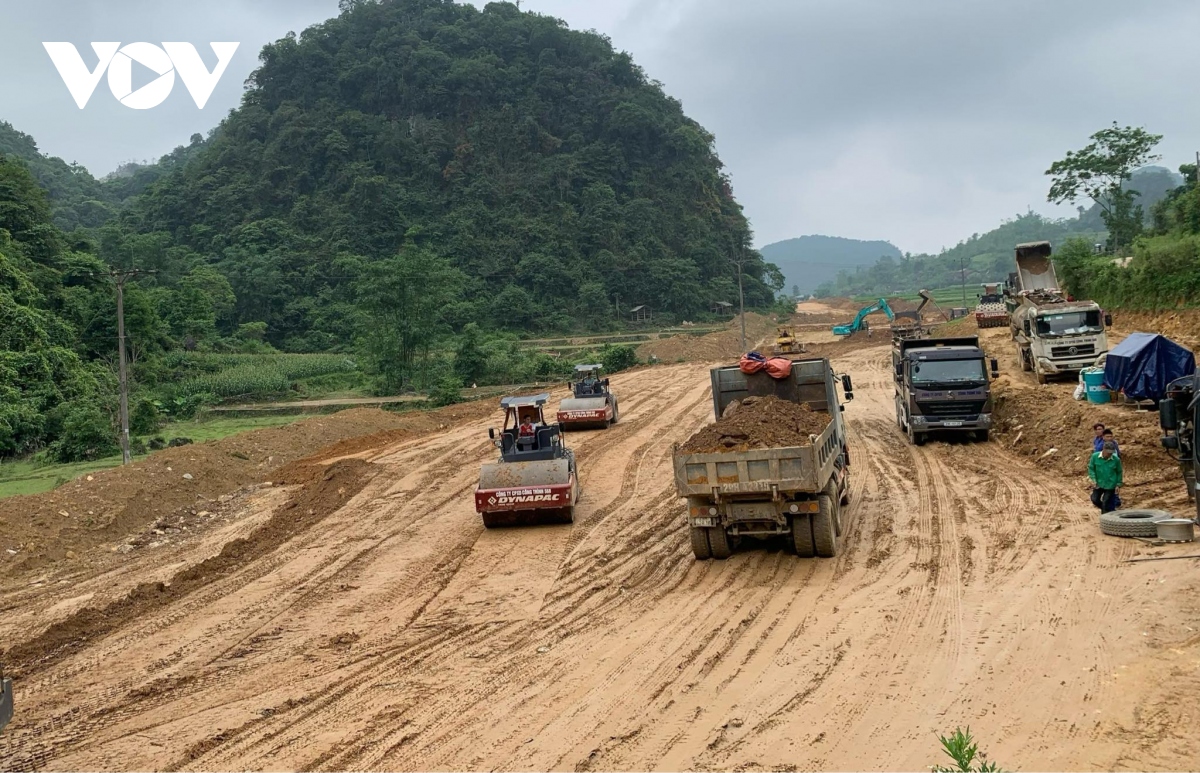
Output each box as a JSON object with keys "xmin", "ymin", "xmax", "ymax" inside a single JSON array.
[
  {"xmin": 130, "ymin": 398, "xmax": 162, "ymax": 435},
  {"xmin": 599, "ymin": 344, "xmax": 639, "ymax": 373},
  {"xmin": 429, "ymin": 375, "xmax": 464, "ymax": 407},
  {"xmin": 49, "ymin": 405, "xmax": 119, "ymax": 463}
]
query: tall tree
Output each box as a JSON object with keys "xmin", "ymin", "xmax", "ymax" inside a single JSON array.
[
  {"xmin": 1046, "ymin": 123, "xmax": 1162, "ymax": 253},
  {"xmin": 356, "ymin": 246, "xmax": 465, "ymax": 392}
]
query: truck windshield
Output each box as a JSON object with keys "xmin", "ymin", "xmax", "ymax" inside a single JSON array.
[
  {"xmin": 1036, "ymin": 311, "xmax": 1101, "ymax": 337},
  {"xmin": 911, "ymin": 359, "xmax": 986, "ymax": 387},
  {"xmin": 980, "ymin": 294, "xmax": 1002, "ymax": 304}
]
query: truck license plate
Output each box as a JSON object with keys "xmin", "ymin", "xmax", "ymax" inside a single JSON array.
[
  {"xmin": 943, "ymin": 421, "xmax": 963, "ymax": 427},
  {"xmin": 691, "ymin": 517, "xmax": 718, "ymax": 527}
]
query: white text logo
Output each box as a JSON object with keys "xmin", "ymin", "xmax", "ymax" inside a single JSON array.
[{"xmin": 43, "ymin": 42, "xmax": 240, "ymax": 109}]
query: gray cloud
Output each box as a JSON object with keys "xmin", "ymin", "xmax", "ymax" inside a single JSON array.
[
  {"xmin": 2, "ymin": 0, "xmax": 1198, "ymax": 254},
  {"xmin": 0, "ymin": 0, "xmax": 336, "ymax": 173}
]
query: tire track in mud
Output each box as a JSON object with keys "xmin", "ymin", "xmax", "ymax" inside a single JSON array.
[
  {"xmin": 39, "ymin": 364, "xmax": 710, "ymax": 773},
  {"xmin": 7, "ymin": 352, "xmax": 1192, "ymax": 771}
]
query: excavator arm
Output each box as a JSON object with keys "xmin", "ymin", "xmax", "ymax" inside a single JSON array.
[{"xmin": 832, "ymin": 298, "xmax": 893, "ymax": 336}]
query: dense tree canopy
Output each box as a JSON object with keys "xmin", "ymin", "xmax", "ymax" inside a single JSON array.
[{"xmin": 109, "ymin": 0, "xmax": 773, "ymax": 349}]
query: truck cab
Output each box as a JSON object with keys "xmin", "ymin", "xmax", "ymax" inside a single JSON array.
[{"xmin": 894, "ymin": 336, "xmax": 998, "ymax": 445}]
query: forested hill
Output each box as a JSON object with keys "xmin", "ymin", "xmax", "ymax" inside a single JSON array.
[
  {"xmin": 759, "ymin": 235, "xmax": 901, "ymax": 295},
  {"xmin": 106, "ymin": 0, "xmax": 773, "ymax": 349}
]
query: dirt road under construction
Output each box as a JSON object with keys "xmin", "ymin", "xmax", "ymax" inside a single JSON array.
[{"xmin": 3, "ymin": 337, "xmax": 1200, "ymax": 771}]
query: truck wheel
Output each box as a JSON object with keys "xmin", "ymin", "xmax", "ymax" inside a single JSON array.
[
  {"xmin": 977, "ymin": 429, "xmax": 990, "ymax": 442},
  {"xmin": 481, "ymin": 512, "xmax": 501, "ymax": 529},
  {"xmin": 791, "ymin": 515, "xmax": 815, "ymax": 558},
  {"xmin": 1017, "ymin": 344, "xmax": 1031, "ymax": 372},
  {"xmin": 690, "ymin": 526, "xmax": 712, "ymax": 560},
  {"xmin": 559, "ymin": 506, "xmax": 576, "ymax": 525},
  {"xmin": 813, "ymin": 495, "xmax": 838, "ymax": 558},
  {"xmin": 708, "ymin": 527, "xmax": 733, "ymax": 560},
  {"xmin": 825, "ymin": 481, "xmax": 844, "ymax": 536},
  {"xmin": 1036, "ymin": 371, "xmax": 1048, "ymax": 385}
]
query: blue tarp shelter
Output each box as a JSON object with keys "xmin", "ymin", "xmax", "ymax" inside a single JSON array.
[{"xmin": 1103, "ymin": 332, "xmax": 1196, "ymax": 400}]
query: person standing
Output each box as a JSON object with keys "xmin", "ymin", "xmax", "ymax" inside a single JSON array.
[
  {"xmin": 1088, "ymin": 440, "xmax": 1123, "ymax": 513},
  {"xmin": 1092, "ymin": 423, "xmax": 1106, "ymax": 453},
  {"xmin": 1101, "ymin": 428, "xmax": 1120, "ymax": 456}
]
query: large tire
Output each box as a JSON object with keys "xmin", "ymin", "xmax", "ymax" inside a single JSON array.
[
  {"xmin": 977, "ymin": 429, "xmax": 990, "ymax": 442},
  {"xmin": 826, "ymin": 482, "xmax": 844, "ymax": 536},
  {"xmin": 1099, "ymin": 509, "xmax": 1173, "ymax": 537},
  {"xmin": 708, "ymin": 526, "xmax": 733, "ymax": 559},
  {"xmin": 690, "ymin": 526, "xmax": 712, "ymax": 560},
  {"xmin": 813, "ymin": 495, "xmax": 838, "ymax": 558},
  {"xmin": 908, "ymin": 423, "xmax": 926, "ymax": 446},
  {"xmin": 1036, "ymin": 371, "xmax": 1048, "ymax": 385},
  {"xmin": 558, "ymin": 506, "xmax": 576, "ymax": 525},
  {"xmin": 791, "ymin": 514, "xmax": 815, "ymax": 557},
  {"xmin": 481, "ymin": 512, "xmax": 502, "ymax": 529},
  {"xmin": 1018, "ymin": 343, "xmax": 1031, "ymax": 372}
]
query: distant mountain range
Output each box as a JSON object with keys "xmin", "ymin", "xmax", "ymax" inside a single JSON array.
[
  {"xmin": 760, "ymin": 235, "xmax": 903, "ymax": 295},
  {"xmin": 762, "ymin": 165, "xmax": 1185, "ymax": 297}
]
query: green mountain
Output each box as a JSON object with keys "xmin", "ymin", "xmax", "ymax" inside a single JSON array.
[
  {"xmin": 102, "ymin": 0, "xmax": 773, "ymax": 350},
  {"xmin": 760, "ymin": 235, "xmax": 902, "ymax": 295}
]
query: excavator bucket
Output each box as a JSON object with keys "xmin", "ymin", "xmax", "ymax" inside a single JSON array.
[
  {"xmin": 476, "ymin": 459, "xmax": 578, "ymax": 526},
  {"xmin": 557, "ymin": 396, "xmax": 612, "ymax": 430}
]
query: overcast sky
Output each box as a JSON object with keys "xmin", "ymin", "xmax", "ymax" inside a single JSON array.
[{"xmin": 1, "ymin": 0, "xmax": 1198, "ymax": 253}]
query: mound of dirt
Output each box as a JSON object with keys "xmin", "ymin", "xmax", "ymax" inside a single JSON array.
[
  {"xmin": 679, "ymin": 396, "xmax": 832, "ymax": 454},
  {"xmin": 3, "ymin": 458, "xmax": 377, "ymax": 677},
  {"xmin": 0, "ymin": 401, "xmax": 493, "ymax": 579},
  {"xmin": 637, "ymin": 313, "xmax": 778, "ymax": 363},
  {"xmin": 990, "ymin": 380, "xmax": 1190, "ymax": 513}
]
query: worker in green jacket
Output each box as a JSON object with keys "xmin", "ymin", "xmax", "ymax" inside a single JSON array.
[{"xmin": 1088, "ymin": 440, "xmax": 1123, "ymax": 513}]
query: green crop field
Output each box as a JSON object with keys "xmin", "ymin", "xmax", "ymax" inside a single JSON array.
[{"xmin": 162, "ymin": 353, "xmax": 360, "ymax": 401}]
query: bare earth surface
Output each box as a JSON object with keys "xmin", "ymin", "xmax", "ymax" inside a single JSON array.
[{"xmin": 3, "ymin": 337, "xmax": 1200, "ymax": 770}]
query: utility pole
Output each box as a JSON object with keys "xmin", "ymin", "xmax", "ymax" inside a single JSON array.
[
  {"xmin": 735, "ymin": 247, "xmax": 747, "ymax": 352},
  {"xmin": 92, "ymin": 268, "xmax": 155, "ymax": 464},
  {"xmin": 960, "ymin": 255, "xmax": 966, "ymax": 306}
]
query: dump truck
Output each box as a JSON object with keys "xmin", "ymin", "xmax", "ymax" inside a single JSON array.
[
  {"xmin": 1007, "ymin": 241, "xmax": 1111, "ymax": 383},
  {"xmin": 894, "ymin": 336, "xmax": 998, "ymax": 445},
  {"xmin": 1158, "ymin": 371, "xmax": 1200, "ymax": 520},
  {"xmin": 974, "ymin": 283, "xmax": 1009, "ymax": 328},
  {"xmin": 557, "ymin": 364, "xmax": 619, "ymax": 430},
  {"xmin": 475, "ymin": 394, "xmax": 581, "ymax": 527},
  {"xmin": 672, "ymin": 358, "xmax": 854, "ymax": 560}
]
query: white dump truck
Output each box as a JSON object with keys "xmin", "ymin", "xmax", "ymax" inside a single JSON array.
[{"xmin": 1006, "ymin": 241, "xmax": 1112, "ymax": 384}]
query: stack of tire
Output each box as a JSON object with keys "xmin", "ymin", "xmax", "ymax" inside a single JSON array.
[{"xmin": 1098, "ymin": 509, "xmax": 1173, "ymax": 537}]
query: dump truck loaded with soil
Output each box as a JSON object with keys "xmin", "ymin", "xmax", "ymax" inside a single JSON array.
[{"xmin": 673, "ymin": 358, "xmax": 854, "ymax": 560}]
